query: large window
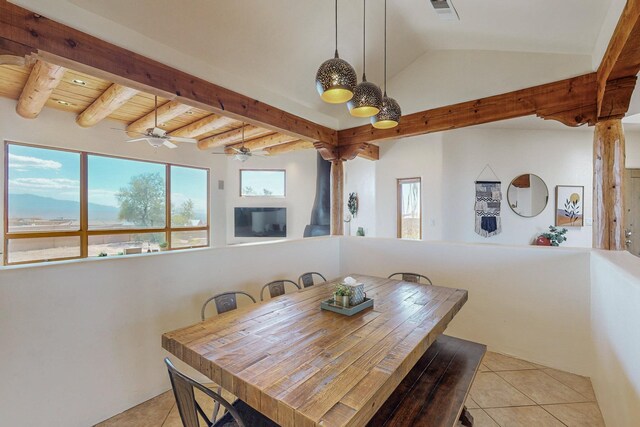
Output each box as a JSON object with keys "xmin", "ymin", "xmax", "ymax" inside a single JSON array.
[
  {"xmin": 397, "ymin": 178, "xmax": 422, "ymax": 240},
  {"xmin": 4, "ymin": 142, "xmax": 210, "ymax": 265},
  {"xmin": 240, "ymin": 169, "xmax": 285, "ymax": 197}
]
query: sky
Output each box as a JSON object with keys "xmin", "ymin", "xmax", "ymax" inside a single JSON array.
[{"xmin": 8, "ymin": 144, "xmax": 208, "ymax": 212}]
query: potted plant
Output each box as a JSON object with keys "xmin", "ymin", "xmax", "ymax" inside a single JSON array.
[
  {"xmin": 159, "ymin": 242, "xmax": 169, "ymax": 252},
  {"xmin": 333, "ymin": 284, "xmax": 352, "ymax": 308},
  {"xmin": 97, "ymin": 251, "xmax": 108, "ymax": 257},
  {"xmin": 536, "ymin": 226, "xmax": 568, "ymax": 246}
]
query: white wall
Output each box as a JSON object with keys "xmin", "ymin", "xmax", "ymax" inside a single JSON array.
[
  {"xmin": 0, "ymin": 237, "xmax": 340, "ymax": 427},
  {"xmin": 344, "ymin": 157, "xmax": 376, "ymax": 237},
  {"xmin": 346, "ymin": 124, "xmax": 640, "ymax": 248},
  {"xmin": 590, "ymin": 251, "xmax": 640, "ymax": 427},
  {"xmin": 225, "ymin": 149, "xmax": 318, "ymax": 244},
  {"xmin": 441, "ymin": 127, "xmax": 594, "ymax": 247},
  {"xmin": 0, "ymin": 98, "xmax": 228, "ymax": 246},
  {"xmin": 340, "ymin": 237, "xmax": 593, "ymax": 375}
]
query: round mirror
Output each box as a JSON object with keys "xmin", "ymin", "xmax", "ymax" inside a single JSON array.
[{"xmin": 507, "ymin": 174, "xmax": 548, "ymax": 217}]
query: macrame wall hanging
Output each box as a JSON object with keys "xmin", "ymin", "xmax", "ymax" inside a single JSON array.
[{"xmin": 475, "ymin": 164, "xmax": 502, "ymax": 237}]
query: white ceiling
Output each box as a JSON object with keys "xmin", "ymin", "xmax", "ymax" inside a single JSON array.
[{"xmin": 13, "ymin": 0, "xmax": 618, "ymax": 128}]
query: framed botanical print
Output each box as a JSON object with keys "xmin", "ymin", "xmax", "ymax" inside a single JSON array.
[{"xmin": 555, "ymin": 185, "xmax": 584, "ymax": 227}]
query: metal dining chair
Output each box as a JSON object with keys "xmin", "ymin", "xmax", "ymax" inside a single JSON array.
[
  {"xmin": 260, "ymin": 280, "xmax": 300, "ymax": 301},
  {"xmin": 297, "ymin": 272, "xmax": 327, "ymax": 288},
  {"xmin": 165, "ymin": 358, "xmax": 279, "ymax": 427},
  {"xmin": 201, "ymin": 291, "xmax": 257, "ymax": 321},
  {"xmin": 388, "ymin": 272, "xmax": 433, "ymax": 285}
]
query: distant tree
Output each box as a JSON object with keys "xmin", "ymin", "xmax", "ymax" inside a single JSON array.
[
  {"xmin": 172, "ymin": 199, "xmax": 195, "ymax": 226},
  {"xmin": 263, "ymin": 188, "xmax": 273, "ymax": 196},
  {"xmin": 243, "ymin": 186, "xmax": 256, "ymax": 196},
  {"xmin": 116, "ymin": 172, "xmax": 165, "ymax": 227}
]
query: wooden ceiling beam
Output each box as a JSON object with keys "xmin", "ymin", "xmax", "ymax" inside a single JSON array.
[
  {"xmin": 76, "ymin": 83, "xmax": 138, "ymax": 127},
  {"xmin": 171, "ymin": 114, "xmax": 238, "ymax": 139},
  {"xmin": 338, "ymin": 73, "xmax": 598, "ymax": 146},
  {"xmin": 127, "ymin": 100, "xmax": 193, "ymax": 134},
  {"xmin": 263, "ymin": 140, "xmax": 314, "ymax": 156},
  {"xmin": 15, "ymin": 59, "xmax": 65, "ymax": 119},
  {"xmin": 197, "ymin": 125, "xmax": 272, "ymax": 150},
  {"xmin": 0, "ymin": 54, "xmax": 25, "ymax": 66},
  {"xmin": 224, "ymin": 133, "xmax": 299, "ymax": 154},
  {"xmin": 597, "ymin": 0, "xmax": 640, "ymax": 119},
  {"xmin": 0, "ymin": 0, "xmax": 337, "ymax": 144}
]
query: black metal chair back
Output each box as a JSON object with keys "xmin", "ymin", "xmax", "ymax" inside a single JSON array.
[
  {"xmin": 297, "ymin": 272, "xmax": 327, "ymax": 288},
  {"xmin": 201, "ymin": 291, "xmax": 256, "ymax": 321},
  {"xmin": 388, "ymin": 272, "xmax": 433, "ymax": 285},
  {"xmin": 165, "ymin": 358, "xmax": 244, "ymax": 427},
  {"xmin": 260, "ymin": 280, "xmax": 300, "ymax": 301}
]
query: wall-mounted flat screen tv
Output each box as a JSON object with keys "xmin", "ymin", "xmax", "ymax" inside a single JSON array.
[{"xmin": 234, "ymin": 207, "xmax": 287, "ymax": 237}]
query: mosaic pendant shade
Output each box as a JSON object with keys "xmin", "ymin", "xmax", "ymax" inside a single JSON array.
[
  {"xmin": 348, "ymin": 76, "xmax": 383, "ymax": 118},
  {"xmin": 371, "ymin": 94, "xmax": 401, "ymax": 129},
  {"xmin": 315, "ymin": 50, "xmax": 357, "ymax": 104}
]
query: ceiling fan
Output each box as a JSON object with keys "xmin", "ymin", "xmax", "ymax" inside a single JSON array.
[
  {"xmin": 120, "ymin": 96, "xmax": 197, "ymax": 149},
  {"xmin": 212, "ymin": 124, "xmax": 269, "ymax": 162}
]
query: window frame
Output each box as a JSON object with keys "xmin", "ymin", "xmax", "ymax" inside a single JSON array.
[
  {"xmin": 239, "ymin": 168, "xmax": 286, "ymax": 198},
  {"xmin": 397, "ymin": 177, "xmax": 422, "ymax": 240},
  {"xmin": 4, "ymin": 141, "xmax": 210, "ymax": 266}
]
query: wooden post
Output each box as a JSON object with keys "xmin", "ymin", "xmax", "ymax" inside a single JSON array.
[
  {"xmin": 593, "ymin": 118, "xmax": 626, "ymax": 249},
  {"xmin": 331, "ymin": 160, "xmax": 344, "ymax": 236}
]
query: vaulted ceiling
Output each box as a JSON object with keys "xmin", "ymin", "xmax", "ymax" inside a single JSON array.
[{"xmin": 12, "ymin": 0, "xmax": 618, "ymax": 129}]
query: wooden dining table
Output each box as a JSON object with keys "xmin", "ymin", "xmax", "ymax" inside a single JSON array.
[{"xmin": 162, "ymin": 274, "xmax": 468, "ymax": 427}]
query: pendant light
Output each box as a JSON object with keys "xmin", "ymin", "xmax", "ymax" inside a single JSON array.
[
  {"xmin": 348, "ymin": 0, "xmax": 383, "ymax": 118},
  {"xmin": 372, "ymin": 0, "xmax": 401, "ymax": 129},
  {"xmin": 316, "ymin": 0, "xmax": 358, "ymax": 104}
]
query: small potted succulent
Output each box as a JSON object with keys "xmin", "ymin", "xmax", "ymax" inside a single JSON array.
[
  {"xmin": 97, "ymin": 251, "xmax": 108, "ymax": 257},
  {"xmin": 333, "ymin": 284, "xmax": 352, "ymax": 308},
  {"xmin": 159, "ymin": 242, "xmax": 169, "ymax": 252}
]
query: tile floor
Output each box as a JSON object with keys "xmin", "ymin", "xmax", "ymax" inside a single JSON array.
[{"xmin": 96, "ymin": 351, "xmax": 605, "ymax": 427}]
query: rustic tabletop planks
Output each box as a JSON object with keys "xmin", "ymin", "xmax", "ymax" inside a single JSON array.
[{"xmin": 162, "ymin": 274, "xmax": 468, "ymax": 427}]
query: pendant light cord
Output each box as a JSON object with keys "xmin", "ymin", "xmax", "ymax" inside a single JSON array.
[
  {"xmin": 362, "ymin": 0, "xmax": 366, "ymax": 80},
  {"xmin": 334, "ymin": 0, "xmax": 339, "ymax": 57},
  {"xmin": 384, "ymin": 0, "xmax": 387, "ymax": 95}
]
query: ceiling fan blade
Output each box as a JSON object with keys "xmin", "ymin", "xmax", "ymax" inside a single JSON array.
[
  {"xmin": 252, "ymin": 153, "xmax": 270, "ymax": 157},
  {"xmin": 252, "ymin": 150, "xmax": 269, "ymax": 156},
  {"xmin": 211, "ymin": 152, "xmax": 231, "ymax": 155},
  {"xmin": 126, "ymin": 138, "xmax": 148, "ymax": 143},
  {"xmin": 169, "ymin": 136, "xmax": 197, "ymax": 144},
  {"xmin": 229, "ymin": 146, "xmax": 244, "ymax": 153},
  {"xmin": 163, "ymin": 140, "xmax": 178, "ymax": 149}
]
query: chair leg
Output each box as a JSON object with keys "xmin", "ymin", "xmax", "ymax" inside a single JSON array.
[{"xmin": 460, "ymin": 406, "xmax": 474, "ymax": 426}]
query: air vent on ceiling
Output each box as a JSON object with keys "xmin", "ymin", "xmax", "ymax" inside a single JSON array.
[{"xmin": 430, "ymin": 0, "xmax": 460, "ymax": 21}]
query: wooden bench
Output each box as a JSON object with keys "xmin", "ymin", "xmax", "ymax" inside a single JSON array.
[{"xmin": 367, "ymin": 335, "xmax": 486, "ymax": 427}]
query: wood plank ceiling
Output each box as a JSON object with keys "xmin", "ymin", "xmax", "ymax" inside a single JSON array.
[{"xmin": 0, "ymin": 59, "xmax": 313, "ymax": 156}]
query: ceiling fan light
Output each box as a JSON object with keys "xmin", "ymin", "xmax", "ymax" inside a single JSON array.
[
  {"xmin": 371, "ymin": 95, "xmax": 401, "ymax": 129},
  {"xmin": 235, "ymin": 153, "xmax": 250, "ymax": 162},
  {"xmin": 316, "ymin": 53, "xmax": 357, "ymax": 104},
  {"xmin": 348, "ymin": 79, "xmax": 383, "ymax": 118},
  {"xmin": 148, "ymin": 137, "xmax": 166, "ymax": 147}
]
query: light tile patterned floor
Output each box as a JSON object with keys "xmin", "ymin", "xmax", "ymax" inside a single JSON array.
[{"xmin": 96, "ymin": 351, "xmax": 606, "ymax": 427}]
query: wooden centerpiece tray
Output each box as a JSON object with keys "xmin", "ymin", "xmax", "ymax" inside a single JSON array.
[{"xmin": 320, "ymin": 297, "xmax": 374, "ymax": 316}]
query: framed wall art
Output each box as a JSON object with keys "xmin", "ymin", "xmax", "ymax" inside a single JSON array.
[{"xmin": 555, "ymin": 185, "xmax": 584, "ymax": 227}]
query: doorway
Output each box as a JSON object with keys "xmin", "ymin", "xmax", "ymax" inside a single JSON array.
[
  {"xmin": 624, "ymin": 169, "xmax": 640, "ymax": 256},
  {"xmin": 397, "ymin": 178, "xmax": 422, "ymax": 240}
]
